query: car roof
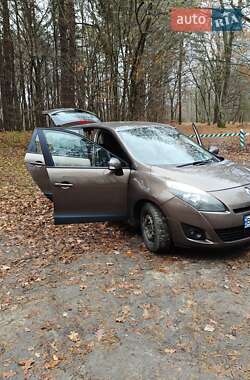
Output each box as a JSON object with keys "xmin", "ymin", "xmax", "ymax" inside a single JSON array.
[{"xmin": 73, "ymin": 121, "xmax": 176, "ymax": 132}]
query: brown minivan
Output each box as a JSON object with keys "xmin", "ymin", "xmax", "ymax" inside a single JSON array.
[{"xmin": 25, "ymin": 122, "xmax": 250, "ymax": 253}]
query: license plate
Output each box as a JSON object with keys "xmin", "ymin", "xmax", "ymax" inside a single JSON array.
[{"xmin": 244, "ymin": 215, "xmax": 250, "ymax": 229}]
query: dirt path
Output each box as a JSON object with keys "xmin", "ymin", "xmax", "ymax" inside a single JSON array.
[{"xmin": 1, "ymin": 230, "xmax": 250, "ymax": 379}]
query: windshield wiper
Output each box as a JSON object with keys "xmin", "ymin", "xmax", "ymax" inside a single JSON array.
[{"xmin": 177, "ymin": 159, "xmax": 215, "ymax": 168}]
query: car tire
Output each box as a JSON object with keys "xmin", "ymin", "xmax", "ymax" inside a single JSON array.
[{"xmin": 140, "ymin": 203, "xmax": 172, "ymax": 254}]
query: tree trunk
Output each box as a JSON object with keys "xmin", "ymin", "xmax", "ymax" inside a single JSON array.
[
  {"xmin": 177, "ymin": 39, "xmax": 184, "ymax": 125},
  {"xmin": 14, "ymin": 0, "xmax": 28, "ymax": 130},
  {"xmin": 0, "ymin": 37, "xmax": 3, "ymax": 130},
  {"xmin": 1, "ymin": 0, "xmax": 16, "ymax": 130},
  {"xmin": 128, "ymin": 6, "xmax": 152, "ymax": 120},
  {"xmin": 58, "ymin": 0, "xmax": 76, "ymax": 107},
  {"xmin": 52, "ymin": 0, "xmax": 60, "ymax": 106}
]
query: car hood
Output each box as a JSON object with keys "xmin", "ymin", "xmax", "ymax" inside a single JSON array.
[{"xmin": 152, "ymin": 160, "xmax": 250, "ymax": 192}]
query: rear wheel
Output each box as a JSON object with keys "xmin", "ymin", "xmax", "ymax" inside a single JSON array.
[{"xmin": 140, "ymin": 203, "xmax": 172, "ymax": 254}]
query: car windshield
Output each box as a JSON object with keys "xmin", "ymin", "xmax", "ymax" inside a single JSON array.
[
  {"xmin": 52, "ymin": 112, "xmax": 99, "ymax": 126},
  {"xmin": 118, "ymin": 126, "xmax": 217, "ymax": 166}
]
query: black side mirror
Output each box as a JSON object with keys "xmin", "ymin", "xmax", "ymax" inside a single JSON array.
[
  {"xmin": 209, "ymin": 145, "xmax": 220, "ymax": 155},
  {"xmin": 108, "ymin": 158, "xmax": 123, "ymax": 175}
]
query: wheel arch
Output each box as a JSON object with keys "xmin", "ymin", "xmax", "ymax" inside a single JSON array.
[{"xmin": 132, "ymin": 198, "xmax": 165, "ymax": 226}]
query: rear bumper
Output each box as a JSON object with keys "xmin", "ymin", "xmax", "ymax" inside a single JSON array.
[{"xmin": 162, "ymin": 197, "xmax": 250, "ymax": 249}]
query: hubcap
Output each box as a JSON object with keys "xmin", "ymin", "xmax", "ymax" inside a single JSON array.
[{"xmin": 143, "ymin": 213, "xmax": 155, "ymax": 242}]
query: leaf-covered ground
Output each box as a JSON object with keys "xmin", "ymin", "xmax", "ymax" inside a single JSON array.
[{"xmin": 0, "ymin": 130, "xmax": 250, "ymax": 380}]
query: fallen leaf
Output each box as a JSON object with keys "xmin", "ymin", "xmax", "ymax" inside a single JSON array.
[
  {"xmin": 79, "ymin": 284, "xmax": 87, "ymax": 290},
  {"xmin": 142, "ymin": 304, "xmax": 152, "ymax": 320},
  {"xmin": 83, "ymin": 341, "xmax": 95, "ymax": 354},
  {"xmin": 125, "ymin": 250, "xmax": 134, "ymax": 257},
  {"xmin": 118, "ymin": 282, "xmax": 134, "ymax": 290},
  {"xmin": 68, "ymin": 331, "xmax": 80, "ymax": 342},
  {"xmin": 164, "ymin": 348, "xmax": 176, "ymax": 354},
  {"xmin": 95, "ymin": 328, "xmax": 104, "ymax": 342},
  {"xmin": 116, "ymin": 305, "xmax": 131, "ymax": 323},
  {"xmin": 1, "ymin": 265, "xmax": 10, "ymax": 271},
  {"xmin": 45, "ymin": 354, "xmax": 61, "ymax": 369},
  {"xmin": 204, "ymin": 325, "xmax": 215, "ymax": 332},
  {"xmin": 158, "ymin": 267, "xmax": 169, "ymax": 274},
  {"xmin": 133, "ymin": 290, "xmax": 142, "ymax": 296},
  {"xmin": 230, "ymin": 285, "xmax": 241, "ymax": 294},
  {"xmin": 2, "ymin": 371, "xmax": 17, "ymax": 379},
  {"xmin": 231, "ymin": 327, "xmax": 237, "ymax": 337},
  {"xmin": 225, "ymin": 334, "xmax": 236, "ymax": 340},
  {"xmin": 18, "ymin": 359, "xmax": 34, "ymax": 368},
  {"xmin": 18, "ymin": 359, "xmax": 34, "ymax": 373},
  {"xmin": 49, "ymin": 341, "xmax": 58, "ymax": 351}
]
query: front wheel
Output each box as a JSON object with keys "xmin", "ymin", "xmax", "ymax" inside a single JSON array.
[{"xmin": 140, "ymin": 203, "xmax": 172, "ymax": 254}]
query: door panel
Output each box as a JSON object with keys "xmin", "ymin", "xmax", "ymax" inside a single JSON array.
[
  {"xmin": 47, "ymin": 167, "xmax": 130, "ymax": 224},
  {"xmin": 25, "ymin": 152, "xmax": 52, "ymax": 197},
  {"xmin": 37, "ymin": 128, "xmax": 130, "ymax": 224},
  {"xmin": 25, "ymin": 130, "xmax": 53, "ymax": 198}
]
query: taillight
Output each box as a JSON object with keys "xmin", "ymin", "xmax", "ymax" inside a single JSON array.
[{"xmin": 77, "ymin": 120, "xmax": 95, "ymax": 124}]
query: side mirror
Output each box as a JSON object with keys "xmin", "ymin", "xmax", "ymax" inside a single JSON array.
[
  {"xmin": 209, "ymin": 145, "xmax": 220, "ymax": 155},
  {"xmin": 108, "ymin": 157, "xmax": 122, "ymax": 174}
]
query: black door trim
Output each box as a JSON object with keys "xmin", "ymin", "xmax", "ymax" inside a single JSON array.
[
  {"xmin": 37, "ymin": 129, "xmax": 54, "ymax": 167},
  {"xmin": 54, "ymin": 213, "xmax": 127, "ymax": 225}
]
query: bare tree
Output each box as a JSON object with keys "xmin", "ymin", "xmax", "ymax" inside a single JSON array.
[{"xmin": 58, "ymin": 0, "xmax": 76, "ymax": 106}]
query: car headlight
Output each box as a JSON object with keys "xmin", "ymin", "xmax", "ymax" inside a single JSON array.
[{"xmin": 167, "ymin": 180, "xmax": 227, "ymax": 212}]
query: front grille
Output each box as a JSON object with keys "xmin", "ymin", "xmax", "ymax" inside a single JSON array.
[
  {"xmin": 216, "ymin": 226, "xmax": 250, "ymax": 242},
  {"xmin": 233, "ymin": 205, "xmax": 250, "ymax": 214}
]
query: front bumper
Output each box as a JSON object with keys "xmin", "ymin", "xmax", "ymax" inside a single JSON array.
[{"xmin": 162, "ymin": 197, "xmax": 250, "ymax": 248}]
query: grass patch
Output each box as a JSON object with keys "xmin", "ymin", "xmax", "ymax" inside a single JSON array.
[{"xmin": 0, "ymin": 131, "xmax": 32, "ymax": 149}]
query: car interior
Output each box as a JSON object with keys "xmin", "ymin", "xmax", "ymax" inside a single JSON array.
[
  {"xmin": 95, "ymin": 130, "xmax": 130, "ymax": 165},
  {"xmin": 74, "ymin": 127, "xmax": 130, "ymax": 166}
]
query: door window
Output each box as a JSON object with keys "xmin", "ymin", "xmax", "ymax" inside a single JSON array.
[
  {"xmin": 42, "ymin": 129, "xmax": 118, "ymax": 168},
  {"xmin": 27, "ymin": 131, "xmax": 43, "ymax": 154},
  {"xmin": 34, "ymin": 135, "xmax": 42, "ymax": 154}
]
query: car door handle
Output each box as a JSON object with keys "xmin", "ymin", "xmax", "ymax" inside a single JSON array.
[
  {"xmin": 54, "ymin": 182, "xmax": 74, "ymax": 189},
  {"xmin": 30, "ymin": 161, "xmax": 44, "ymax": 167}
]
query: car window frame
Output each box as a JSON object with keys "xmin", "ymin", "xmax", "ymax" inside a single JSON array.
[
  {"xmin": 34, "ymin": 128, "xmax": 130, "ymax": 169},
  {"xmin": 95, "ymin": 129, "xmax": 132, "ymax": 166}
]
